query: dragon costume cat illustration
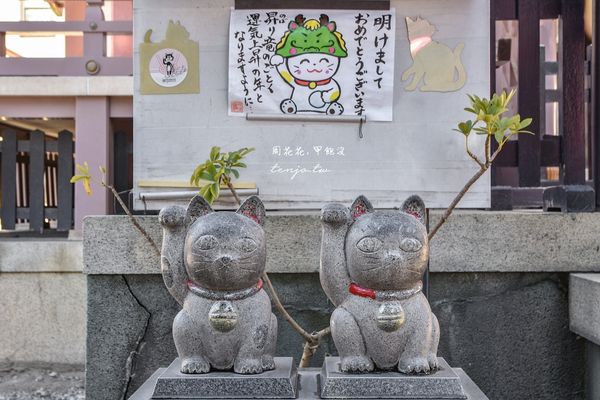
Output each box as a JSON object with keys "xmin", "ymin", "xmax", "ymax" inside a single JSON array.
[
  {"xmin": 402, "ymin": 16, "xmax": 467, "ymax": 92},
  {"xmin": 271, "ymin": 14, "xmax": 347, "ymax": 115}
]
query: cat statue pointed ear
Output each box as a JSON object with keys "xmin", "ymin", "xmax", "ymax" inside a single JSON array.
[
  {"xmin": 236, "ymin": 195, "xmax": 266, "ymax": 226},
  {"xmin": 158, "ymin": 195, "xmax": 277, "ymax": 375},
  {"xmin": 320, "ymin": 194, "xmax": 439, "ymax": 374}
]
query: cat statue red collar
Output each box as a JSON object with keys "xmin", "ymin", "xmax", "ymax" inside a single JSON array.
[
  {"xmin": 158, "ymin": 195, "xmax": 277, "ymax": 375},
  {"xmin": 320, "ymin": 195, "xmax": 439, "ymax": 374}
]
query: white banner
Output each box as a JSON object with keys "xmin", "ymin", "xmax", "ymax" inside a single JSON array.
[{"xmin": 228, "ymin": 9, "xmax": 396, "ymax": 121}]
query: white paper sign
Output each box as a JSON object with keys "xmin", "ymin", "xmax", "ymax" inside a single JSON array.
[{"xmin": 228, "ymin": 9, "xmax": 396, "ymax": 121}]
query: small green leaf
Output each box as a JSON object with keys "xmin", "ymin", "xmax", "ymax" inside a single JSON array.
[
  {"xmin": 200, "ymin": 184, "xmax": 211, "ymax": 199},
  {"xmin": 494, "ymin": 131, "xmax": 505, "ymax": 144},
  {"xmin": 207, "ymin": 164, "xmax": 218, "ymax": 176},
  {"xmin": 70, "ymin": 175, "xmax": 85, "ymax": 183},
  {"xmin": 210, "ymin": 146, "xmax": 221, "ymax": 161},
  {"xmin": 75, "ymin": 162, "xmax": 90, "ymax": 176},
  {"xmin": 519, "ymin": 118, "xmax": 532, "ymax": 130},
  {"xmin": 209, "ymin": 182, "xmax": 220, "ymax": 199}
]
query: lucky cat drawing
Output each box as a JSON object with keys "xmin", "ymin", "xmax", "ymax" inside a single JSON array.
[
  {"xmin": 402, "ymin": 16, "xmax": 467, "ymax": 92},
  {"xmin": 271, "ymin": 14, "xmax": 347, "ymax": 115},
  {"xmin": 159, "ymin": 195, "xmax": 277, "ymax": 374},
  {"xmin": 320, "ymin": 195, "xmax": 439, "ymax": 374},
  {"xmin": 162, "ymin": 52, "xmax": 175, "ymax": 76}
]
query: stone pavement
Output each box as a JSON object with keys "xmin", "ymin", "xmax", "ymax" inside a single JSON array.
[{"xmin": 0, "ymin": 363, "xmax": 84, "ymax": 400}]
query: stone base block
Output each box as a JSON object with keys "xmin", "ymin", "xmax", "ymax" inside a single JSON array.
[
  {"xmin": 128, "ymin": 357, "xmax": 298, "ymax": 399},
  {"xmin": 319, "ymin": 357, "xmax": 485, "ymax": 399}
]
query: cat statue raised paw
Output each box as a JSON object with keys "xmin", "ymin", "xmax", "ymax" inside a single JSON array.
[
  {"xmin": 320, "ymin": 195, "xmax": 439, "ymax": 374},
  {"xmin": 159, "ymin": 195, "xmax": 277, "ymax": 375}
]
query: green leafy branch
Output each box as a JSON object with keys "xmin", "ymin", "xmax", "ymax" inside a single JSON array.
[
  {"xmin": 190, "ymin": 146, "xmax": 255, "ymax": 204},
  {"xmin": 428, "ymin": 89, "xmax": 533, "ymax": 240},
  {"xmin": 70, "ymin": 163, "xmax": 160, "ymax": 256}
]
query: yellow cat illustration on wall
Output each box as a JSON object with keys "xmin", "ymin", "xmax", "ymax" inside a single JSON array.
[{"xmin": 401, "ymin": 16, "xmax": 466, "ymax": 92}]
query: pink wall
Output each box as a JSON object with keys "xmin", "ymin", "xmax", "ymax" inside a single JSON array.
[{"xmin": 74, "ymin": 96, "xmax": 111, "ymax": 229}]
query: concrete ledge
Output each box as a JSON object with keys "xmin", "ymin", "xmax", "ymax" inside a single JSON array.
[
  {"xmin": 430, "ymin": 211, "xmax": 600, "ymax": 272},
  {"xmin": 569, "ymin": 273, "xmax": 600, "ymax": 344},
  {"xmin": 84, "ymin": 211, "xmax": 600, "ymax": 274},
  {"xmin": 0, "ymin": 239, "xmax": 82, "ymax": 273}
]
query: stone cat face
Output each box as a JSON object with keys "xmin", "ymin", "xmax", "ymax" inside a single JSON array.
[
  {"xmin": 345, "ymin": 198, "xmax": 428, "ymax": 291},
  {"xmin": 183, "ymin": 198, "xmax": 266, "ymax": 291},
  {"xmin": 185, "ymin": 213, "xmax": 266, "ymax": 291}
]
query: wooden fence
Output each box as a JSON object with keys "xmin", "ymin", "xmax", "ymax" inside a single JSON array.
[
  {"xmin": 490, "ymin": 0, "xmax": 597, "ymax": 211},
  {"xmin": 0, "ymin": 129, "xmax": 74, "ymax": 234}
]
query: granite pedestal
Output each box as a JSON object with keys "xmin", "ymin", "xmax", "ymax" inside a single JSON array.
[
  {"xmin": 128, "ymin": 357, "xmax": 298, "ymax": 399},
  {"xmin": 130, "ymin": 358, "xmax": 487, "ymax": 400},
  {"xmin": 319, "ymin": 357, "xmax": 486, "ymax": 399}
]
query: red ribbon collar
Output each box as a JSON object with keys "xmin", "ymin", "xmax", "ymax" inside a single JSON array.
[
  {"xmin": 348, "ymin": 281, "xmax": 423, "ymax": 301},
  {"xmin": 349, "ymin": 282, "xmax": 377, "ymax": 299},
  {"xmin": 294, "ymin": 78, "xmax": 331, "ymax": 88}
]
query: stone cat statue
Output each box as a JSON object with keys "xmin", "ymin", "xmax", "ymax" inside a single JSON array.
[
  {"xmin": 320, "ymin": 195, "xmax": 439, "ymax": 374},
  {"xmin": 158, "ymin": 195, "xmax": 277, "ymax": 374}
]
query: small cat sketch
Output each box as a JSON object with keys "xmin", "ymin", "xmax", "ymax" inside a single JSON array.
[
  {"xmin": 163, "ymin": 53, "xmax": 175, "ymax": 76},
  {"xmin": 402, "ymin": 17, "xmax": 466, "ymax": 92}
]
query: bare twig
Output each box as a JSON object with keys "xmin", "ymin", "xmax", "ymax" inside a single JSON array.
[
  {"xmin": 261, "ymin": 272, "xmax": 314, "ymax": 342},
  {"xmin": 465, "ymin": 135, "xmax": 484, "ymax": 168},
  {"xmin": 227, "ymin": 182, "xmax": 330, "ymax": 366},
  {"xmin": 224, "ymin": 178, "xmax": 242, "ymax": 206},
  {"xmin": 299, "ymin": 327, "xmax": 331, "ymax": 368},
  {"xmin": 103, "ymin": 182, "xmax": 160, "ymax": 256},
  {"xmin": 428, "ymin": 164, "xmax": 489, "ymax": 241}
]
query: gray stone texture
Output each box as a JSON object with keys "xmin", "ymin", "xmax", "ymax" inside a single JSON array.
[
  {"xmin": 569, "ymin": 273, "xmax": 600, "ymax": 345},
  {"xmin": 0, "ymin": 271, "xmax": 86, "ymax": 365},
  {"xmin": 86, "ymin": 272, "xmax": 584, "ymax": 400},
  {"xmin": 157, "ymin": 196, "xmax": 277, "ymax": 375},
  {"xmin": 428, "ymin": 211, "xmax": 600, "ymax": 272},
  {"xmin": 320, "ymin": 196, "xmax": 439, "ymax": 374},
  {"xmin": 586, "ymin": 342, "xmax": 600, "ymax": 400},
  {"xmin": 130, "ymin": 365, "xmax": 486, "ymax": 400},
  {"xmin": 142, "ymin": 357, "xmax": 297, "ymax": 398},
  {"xmin": 86, "ymin": 274, "xmax": 180, "ymax": 400},
  {"xmin": 85, "ymin": 273, "xmax": 333, "ymax": 400},
  {"xmin": 0, "ymin": 238, "xmax": 82, "ymax": 273},
  {"xmin": 319, "ymin": 357, "xmax": 468, "ymax": 399},
  {"xmin": 429, "ymin": 273, "xmax": 584, "ymax": 400},
  {"xmin": 84, "ymin": 211, "xmax": 600, "ymax": 274}
]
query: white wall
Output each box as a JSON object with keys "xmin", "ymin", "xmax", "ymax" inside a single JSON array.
[{"xmin": 133, "ymin": 0, "xmax": 490, "ymax": 210}]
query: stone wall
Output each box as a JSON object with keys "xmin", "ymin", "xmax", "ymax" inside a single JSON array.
[
  {"xmin": 83, "ymin": 212, "xmax": 599, "ymax": 400},
  {"xmin": 85, "ymin": 272, "xmax": 584, "ymax": 400},
  {"xmin": 0, "ymin": 239, "xmax": 85, "ymax": 366}
]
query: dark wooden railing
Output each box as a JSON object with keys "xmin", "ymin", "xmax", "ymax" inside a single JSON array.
[
  {"xmin": 0, "ymin": 1, "xmax": 132, "ymax": 76},
  {"xmin": 491, "ymin": 0, "xmax": 597, "ymax": 211},
  {"xmin": 113, "ymin": 130, "xmax": 133, "ymax": 214},
  {"xmin": 0, "ymin": 129, "xmax": 74, "ymax": 234}
]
